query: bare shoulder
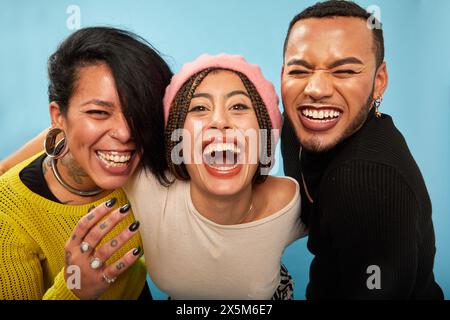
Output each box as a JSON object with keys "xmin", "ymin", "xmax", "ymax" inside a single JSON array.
[{"xmin": 255, "ymin": 176, "xmax": 299, "ymax": 215}]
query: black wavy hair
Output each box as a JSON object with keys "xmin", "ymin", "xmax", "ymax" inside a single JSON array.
[{"xmin": 47, "ymin": 27, "xmax": 173, "ymax": 185}]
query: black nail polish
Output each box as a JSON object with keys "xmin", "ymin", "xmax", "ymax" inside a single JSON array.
[
  {"xmin": 105, "ymin": 198, "xmax": 117, "ymax": 208},
  {"xmin": 119, "ymin": 203, "xmax": 131, "ymax": 214},
  {"xmin": 129, "ymin": 221, "xmax": 140, "ymax": 232},
  {"xmin": 88, "ymin": 205, "xmax": 96, "ymax": 213},
  {"xmin": 133, "ymin": 247, "xmax": 141, "ymax": 256}
]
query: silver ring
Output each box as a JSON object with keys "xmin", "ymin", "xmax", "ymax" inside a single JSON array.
[
  {"xmin": 102, "ymin": 273, "xmax": 117, "ymax": 285},
  {"xmin": 90, "ymin": 257, "xmax": 103, "ymax": 270},
  {"xmin": 80, "ymin": 241, "xmax": 91, "ymax": 253}
]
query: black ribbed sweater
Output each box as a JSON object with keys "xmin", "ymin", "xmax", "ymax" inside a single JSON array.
[{"xmin": 281, "ymin": 109, "xmax": 443, "ymax": 299}]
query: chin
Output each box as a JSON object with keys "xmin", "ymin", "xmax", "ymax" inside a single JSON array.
[
  {"xmin": 193, "ymin": 164, "xmax": 255, "ymax": 198},
  {"xmin": 92, "ymin": 175, "xmax": 130, "ymax": 191}
]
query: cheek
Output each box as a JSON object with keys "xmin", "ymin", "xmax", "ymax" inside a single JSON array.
[
  {"xmin": 65, "ymin": 121, "xmax": 106, "ymax": 156},
  {"xmin": 182, "ymin": 120, "xmax": 203, "ymax": 163},
  {"xmin": 281, "ymin": 78, "xmax": 306, "ymax": 111},
  {"xmin": 336, "ymin": 78, "xmax": 373, "ymax": 115}
]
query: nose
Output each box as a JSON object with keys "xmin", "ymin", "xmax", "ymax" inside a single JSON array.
[
  {"xmin": 304, "ymin": 70, "xmax": 333, "ymax": 101},
  {"xmin": 208, "ymin": 106, "xmax": 232, "ymax": 131},
  {"xmin": 110, "ymin": 112, "xmax": 132, "ymax": 143}
]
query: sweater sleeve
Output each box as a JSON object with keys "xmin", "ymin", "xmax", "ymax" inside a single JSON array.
[
  {"xmin": 322, "ymin": 160, "xmax": 419, "ymax": 299},
  {"xmin": 280, "ymin": 113, "xmax": 301, "ymax": 181},
  {"xmin": 0, "ymin": 214, "xmax": 79, "ymax": 300}
]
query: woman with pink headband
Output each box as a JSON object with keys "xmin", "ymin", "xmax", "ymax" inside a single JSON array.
[{"xmin": 125, "ymin": 53, "xmax": 306, "ymax": 299}]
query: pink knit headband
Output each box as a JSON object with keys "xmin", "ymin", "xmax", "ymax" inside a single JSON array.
[{"xmin": 163, "ymin": 53, "xmax": 282, "ymax": 133}]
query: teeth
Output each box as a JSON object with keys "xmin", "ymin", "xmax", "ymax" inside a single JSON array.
[
  {"xmin": 97, "ymin": 151, "xmax": 132, "ymax": 165},
  {"xmin": 302, "ymin": 108, "xmax": 341, "ymax": 120},
  {"xmin": 209, "ymin": 164, "xmax": 238, "ymax": 171},
  {"xmin": 203, "ymin": 143, "xmax": 241, "ymax": 156}
]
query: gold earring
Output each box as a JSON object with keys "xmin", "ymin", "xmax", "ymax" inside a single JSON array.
[{"xmin": 373, "ymin": 96, "xmax": 383, "ymax": 118}]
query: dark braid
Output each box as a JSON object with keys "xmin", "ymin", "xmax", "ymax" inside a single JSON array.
[
  {"xmin": 165, "ymin": 68, "xmax": 215, "ymax": 180},
  {"xmin": 165, "ymin": 68, "xmax": 274, "ymax": 184},
  {"xmin": 235, "ymin": 71, "xmax": 273, "ymax": 183}
]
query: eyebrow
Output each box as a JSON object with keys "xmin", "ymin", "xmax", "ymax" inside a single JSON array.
[
  {"xmin": 327, "ymin": 57, "xmax": 364, "ymax": 69},
  {"xmin": 81, "ymin": 99, "xmax": 115, "ymax": 108},
  {"xmin": 192, "ymin": 90, "xmax": 250, "ymax": 100},
  {"xmin": 286, "ymin": 59, "xmax": 314, "ymax": 69},
  {"xmin": 192, "ymin": 93, "xmax": 213, "ymax": 102},
  {"xmin": 225, "ymin": 90, "xmax": 250, "ymax": 99},
  {"xmin": 286, "ymin": 57, "xmax": 364, "ymax": 69}
]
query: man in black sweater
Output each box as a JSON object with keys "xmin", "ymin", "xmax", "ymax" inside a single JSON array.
[{"xmin": 280, "ymin": 1, "xmax": 443, "ymax": 299}]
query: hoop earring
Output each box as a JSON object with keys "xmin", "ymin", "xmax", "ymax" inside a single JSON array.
[
  {"xmin": 373, "ymin": 97, "xmax": 383, "ymax": 118},
  {"xmin": 44, "ymin": 128, "xmax": 69, "ymax": 159}
]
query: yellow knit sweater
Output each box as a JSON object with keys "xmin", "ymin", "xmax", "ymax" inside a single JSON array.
[{"xmin": 0, "ymin": 155, "xmax": 146, "ymax": 300}]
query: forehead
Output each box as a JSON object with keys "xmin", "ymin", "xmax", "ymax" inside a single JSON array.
[
  {"xmin": 73, "ymin": 63, "xmax": 117, "ymax": 96},
  {"xmin": 285, "ymin": 17, "xmax": 375, "ymax": 65},
  {"xmin": 194, "ymin": 70, "xmax": 247, "ymax": 93}
]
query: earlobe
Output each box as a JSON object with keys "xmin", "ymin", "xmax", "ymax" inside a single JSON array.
[{"xmin": 373, "ymin": 62, "xmax": 388, "ymax": 100}]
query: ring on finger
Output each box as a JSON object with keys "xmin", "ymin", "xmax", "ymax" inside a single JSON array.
[
  {"xmin": 80, "ymin": 241, "xmax": 92, "ymax": 253},
  {"xmin": 102, "ymin": 273, "xmax": 117, "ymax": 285},
  {"xmin": 90, "ymin": 257, "xmax": 103, "ymax": 270}
]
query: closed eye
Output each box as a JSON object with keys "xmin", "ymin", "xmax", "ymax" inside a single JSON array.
[
  {"xmin": 333, "ymin": 70, "xmax": 359, "ymax": 74},
  {"xmin": 86, "ymin": 110, "xmax": 110, "ymax": 116},
  {"xmin": 288, "ymin": 69, "xmax": 310, "ymax": 76}
]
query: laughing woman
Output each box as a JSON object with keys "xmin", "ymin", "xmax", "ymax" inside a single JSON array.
[
  {"xmin": 125, "ymin": 54, "xmax": 307, "ymax": 299},
  {"xmin": 0, "ymin": 27, "xmax": 172, "ymax": 299}
]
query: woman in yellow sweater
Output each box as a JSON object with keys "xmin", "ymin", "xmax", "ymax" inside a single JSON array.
[{"xmin": 0, "ymin": 27, "xmax": 172, "ymax": 299}]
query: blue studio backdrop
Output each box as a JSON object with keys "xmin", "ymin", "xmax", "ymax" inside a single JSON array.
[{"xmin": 0, "ymin": 0, "xmax": 449, "ymax": 299}]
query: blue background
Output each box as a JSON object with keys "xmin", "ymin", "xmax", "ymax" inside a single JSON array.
[{"xmin": 0, "ymin": 0, "xmax": 448, "ymax": 299}]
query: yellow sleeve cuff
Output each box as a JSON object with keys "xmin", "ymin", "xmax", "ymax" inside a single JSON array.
[{"xmin": 42, "ymin": 269, "xmax": 80, "ymax": 300}]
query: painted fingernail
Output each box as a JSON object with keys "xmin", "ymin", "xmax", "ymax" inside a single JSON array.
[
  {"xmin": 129, "ymin": 221, "xmax": 140, "ymax": 232},
  {"xmin": 133, "ymin": 247, "xmax": 141, "ymax": 256},
  {"xmin": 119, "ymin": 203, "xmax": 131, "ymax": 214},
  {"xmin": 88, "ymin": 205, "xmax": 96, "ymax": 213},
  {"xmin": 105, "ymin": 198, "xmax": 117, "ymax": 208}
]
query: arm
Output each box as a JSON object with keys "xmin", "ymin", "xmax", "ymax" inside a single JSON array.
[
  {"xmin": 0, "ymin": 128, "xmax": 48, "ymax": 175},
  {"xmin": 0, "ymin": 199, "xmax": 143, "ymax": 300},
  {"xmin": 0, "ymin": 214, "xmax": 45, "ymax": 299},
  {"xmin": 0, "ymin": 213, "xmax": 78, "ymax": 299},
  {"xmin": 323, "ymin": 161, "xmax": 419, "ymax": 299}
]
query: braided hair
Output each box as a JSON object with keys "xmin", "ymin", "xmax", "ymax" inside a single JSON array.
[{"xmin": 165, "ymin": 68, "xmax": 274, "ymax": 184}]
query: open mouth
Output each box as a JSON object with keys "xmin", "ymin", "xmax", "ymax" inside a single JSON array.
[
  {"xmin": 202, "ymin": 140, "xmax": 243, "ymax": 176},
  {"xmin": 96, "ymin": 150, "xmax": 135, "ymax": 168},
  {"xmin": 298, "ymin": 105, "xmax": 343, "ymax": 131}
]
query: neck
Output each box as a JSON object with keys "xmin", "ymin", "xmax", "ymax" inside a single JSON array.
[
  {"xmin": 43, "ymin": 154, "xmax": 111, "ymax": 205},
  {"xmin": 190, "ymin": 183, "xmax": 254, "ymax": 225}
]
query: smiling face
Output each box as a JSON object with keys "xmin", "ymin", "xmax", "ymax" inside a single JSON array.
[
  {"xmin": 182, "ymin": 70, "xmax": 260, "ymax": 197},
  {"xmin": 282, "ymin": 17, "xmax": 387, "ymax": 153},
  {"xmin": 51, "ymin": 62, "xmax": 140, "ymax": 191}
]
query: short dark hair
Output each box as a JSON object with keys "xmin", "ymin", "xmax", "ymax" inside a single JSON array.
[
  {"xmin": 283, "ymin": 0, "xmax": 384, "ymax": 67},
  {"xmin": 48, "ymin": 27, "xmax": 173, "ymax": 185}
]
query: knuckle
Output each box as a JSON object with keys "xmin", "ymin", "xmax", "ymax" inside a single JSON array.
[
  {"xmin": 95, "ymin": 246, "xmax": 108, "ymax": 261},
  {"xmin": 78, "ymin": 217, "xmax": 90, "ymax": 230},
  {"xmin": 87, "ymin": 228, "xmax": 102, "ymax": 244}
]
